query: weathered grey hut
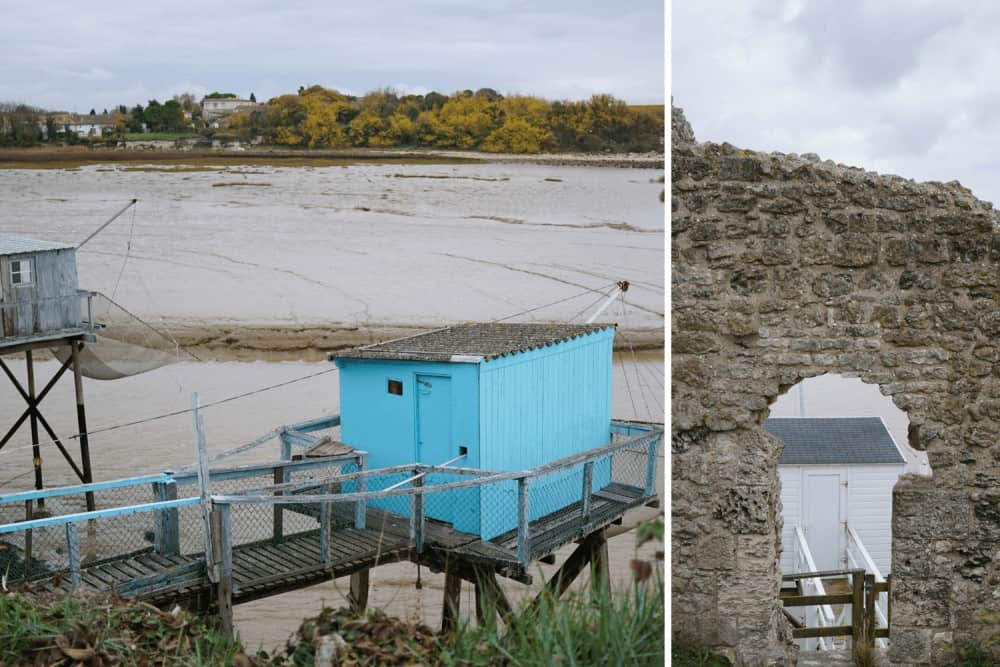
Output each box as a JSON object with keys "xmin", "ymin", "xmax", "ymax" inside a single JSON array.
[
  {"xmin": 0, "ymin": 236, "xmax": 82, "ymax": 340},
  {"xmin": 0, "ymin": 234, "xmax": 96, "ymax": 503}
]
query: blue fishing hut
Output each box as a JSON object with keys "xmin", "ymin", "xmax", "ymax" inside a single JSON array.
[{"xmin": 332, "ymin": 322, "xmax": 616, "ymax": 539}]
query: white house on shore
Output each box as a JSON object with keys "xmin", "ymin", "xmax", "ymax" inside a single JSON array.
[
  {"xmin": 769, "ymin": 416, "xmax": 906, "ymax": 576},
  {"xmin": 201, "ymin": 96, "xmax": 255, "ymax": 120}
]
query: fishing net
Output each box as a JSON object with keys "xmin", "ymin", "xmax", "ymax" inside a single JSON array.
[{"xmin": 51, "ymin": 293, "xmax": 196, "ymax": 380}]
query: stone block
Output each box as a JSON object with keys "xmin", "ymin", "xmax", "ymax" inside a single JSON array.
[{"xmin": 889, "ymin": 627, "xmax": 932, "ymax": 664}]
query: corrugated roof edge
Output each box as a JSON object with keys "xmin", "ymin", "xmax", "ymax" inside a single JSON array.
[
  {"xmin": 481, "ymin": 324, "xmax": 616, "ymax": 362},
  {"xmin": 0, "ymin": 235, "xmax": 76, "ymax": 255},
  {"xmin": 330, "ymin": 322, "xmax": 616, "ymax": 364}
]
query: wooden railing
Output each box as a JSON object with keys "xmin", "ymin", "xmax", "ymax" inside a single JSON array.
[
  {"xmin": 846, "ymin": 526, "xmax": 891, "ymax": 647},
  {"xmin": 0, "ymin": 290, "xmax": 96, "ymax": 340},
  {"xmin": 781, "ymin": 567, "xmax": 890, "ymax": 660}
]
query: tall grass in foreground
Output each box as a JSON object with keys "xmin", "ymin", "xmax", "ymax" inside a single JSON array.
[{"xmin": 442, "ymin": 577, "xmax": 665, "ymax": 667}]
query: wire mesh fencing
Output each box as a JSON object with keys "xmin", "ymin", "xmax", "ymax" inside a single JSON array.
[{"xmin": 0, "ymin": 477, "xmax": 167, "ymax": 583}]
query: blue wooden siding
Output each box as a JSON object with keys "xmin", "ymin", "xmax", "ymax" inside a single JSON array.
[
  {"xmin": 335, "ymin": 327, "xmax": 614, "ymax": 540},
  {"xmin": 335, "ymin": 358, "xmax": 480, "ymax": 530},
  {"xmin": 477, "ymin": 328, "xmax": 614, "ymax": 539}
]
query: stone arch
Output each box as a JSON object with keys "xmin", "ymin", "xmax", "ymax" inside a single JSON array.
[{"xmin": 671, "ymin": 106, "xmax": 1000, "ymax": 666}]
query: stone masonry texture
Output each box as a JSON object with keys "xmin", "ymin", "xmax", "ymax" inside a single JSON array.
[{"xmin": 671, "ymin": 105, "xmax": 1000, "ymax": 666}]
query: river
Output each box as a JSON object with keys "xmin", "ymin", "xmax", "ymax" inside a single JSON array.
[{"xmin": 0, "ymin": 158, "xmax": 664, "ymax": 650}]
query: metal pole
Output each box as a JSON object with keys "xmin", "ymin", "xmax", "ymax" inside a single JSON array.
[
  {"xmin": 645, "ymin": 437, "xmax": 659, "ymax": 497},
  {"xmin": 585, "ymin": 281, "xmax": 629, "ymax": 324},
  {"xmin": 71, "ymin": 342, "xmax": 95, "ymax": 511},
  {"xmin": 76, "ymin": 199, "xmax": 138, "ymax": 249}
]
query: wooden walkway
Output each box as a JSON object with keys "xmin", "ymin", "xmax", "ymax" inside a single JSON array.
[{"xmin": 21, "ymin": 483, "xmax": 650, "ymax": 610}]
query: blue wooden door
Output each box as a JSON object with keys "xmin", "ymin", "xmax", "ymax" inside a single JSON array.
[
  {"xmin": 416, "ymin": 374, "xmax": 453, "ymax": 524},
  {"xmin": 416, "ymin": 374, "xmax": 452, "ymax": 463}
]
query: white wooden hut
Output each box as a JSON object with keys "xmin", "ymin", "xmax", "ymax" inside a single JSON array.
[{"xmin": 768, "ymin": 417, "xmax": 906, "ymax": 576}]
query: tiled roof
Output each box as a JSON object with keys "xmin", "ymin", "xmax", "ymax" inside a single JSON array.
[
  {"xmin": 334, "ymin": 322, "xmax": 615, "ymax": 363},
  {"xmin": 0, "ymin": 235, "xmax": 75, "ymax": 255},
  {"xmin": 765, "ymin": 417, "xmax": 905, "ymax": 465}
]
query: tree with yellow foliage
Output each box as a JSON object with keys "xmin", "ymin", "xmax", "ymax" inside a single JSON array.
[{"xmin": 482, "ymin": 117, "xmax": 555, "ymax": 153}]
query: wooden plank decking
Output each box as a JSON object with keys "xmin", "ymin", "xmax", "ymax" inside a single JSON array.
[{"xmin": 20, "ymin": 484, "xmax": 649, "ymax": 610}]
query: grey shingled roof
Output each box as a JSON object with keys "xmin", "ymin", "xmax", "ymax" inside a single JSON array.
[
  {"xmin": 765, "ymin": 417, "xmax": 905, "ymax": 465},
  {"xmin": 334, "ymin": 322, "xmax": 615, "ymax": 363},
  {"xmin": 0, "ymin": 235, "xmax": 75, "ymax": 255}
]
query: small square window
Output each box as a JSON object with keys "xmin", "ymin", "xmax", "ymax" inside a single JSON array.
[
  {"xmin": 10, "ymin": 259, "xmax": 32, "ymax": 286},
  {"xmin": 387, "ymin": 379, "xmax": 403, "ymax": 396}
]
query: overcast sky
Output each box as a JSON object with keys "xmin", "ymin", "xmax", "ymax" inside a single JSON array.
[
  {"xmin": 0, "ymin": 1, "xmax": 664, "ymax": 115},
  {"xmin": 673, "ymin": 1, "xmax": 1000, "ymax": 206}
]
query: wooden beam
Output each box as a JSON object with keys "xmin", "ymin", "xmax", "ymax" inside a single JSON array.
[
  {"xmin": 471, "ymin": 566, "xmax": 513, "ymax": 625},
  {"xmin": 532, "ymin": 530, "xmax": 604, "ymax": 608},
  {"xmin": 851, "ymin": 570, "xmax": 864, "ymax": 661},
  {"xmin": 70, "ymin": 342, "xmax": 95, "ymax": 510},
  {"xmin": 348, "ymin": 569, "xmax": 369, "ymax": 612},
  {"xmin": 590, "ymin": 528, "xmax": 610, "ymax": 598},
  {"xmin": 441, "ymin": 569, "xmax": 462, "ymax": 633}
]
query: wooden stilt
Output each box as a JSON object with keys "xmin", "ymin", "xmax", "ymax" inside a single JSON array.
[
  {"xmin": 590, "ymin": 528, "xmax": 611, "ymax": 598},
  {"xmin": 25, "ymin": 351, "xmax": 43, "ymax": 499},
  {"xmin": 531, "ymin": 529, "xmax": 605, "ymax": 610},
  {"xmin": 441, "ymin": 569, "xmax": 462, "ymax": 633},
  {"xmin": 470, "ymin": 565, "xmax": 513, "ymax": 625},
  {"xmin": 71, "ymin": 342, "xmax": 95, "ymax": 511},
  {"xmin": 348, "ymin": 568, "xmax": 370, "ymax": 612},
  {"xmin": 474, "ymin": 580, "xmax": 486, "ymax": 624}
]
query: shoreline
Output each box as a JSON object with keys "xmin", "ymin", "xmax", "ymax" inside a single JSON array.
[
  {"xmin": 167, "ymin": 322, "xmax": 664, "ymax": 362},
  {"xmin": 0, "ymin": 146, "xmax": 665, "ymax": 170},
  {"xmin": 0, "ymin": 323, "xmax": 663, "ymax": 362}
]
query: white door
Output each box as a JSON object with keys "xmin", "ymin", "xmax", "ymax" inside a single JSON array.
[{"xmin": 803, "ymin": 471, "xmax": 846, "ymax": 571}]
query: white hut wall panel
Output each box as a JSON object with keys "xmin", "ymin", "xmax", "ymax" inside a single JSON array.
[
  {"xmin": 779, "ymin": 463, "xmax": 902, "ymax": 576},
  {"xmin": 845, "ymin": 465, "xmax": 904, "ymax": 575},
  {"xmin": 778, "ymin": 465, "xmax": 802, "ymax": 573}
]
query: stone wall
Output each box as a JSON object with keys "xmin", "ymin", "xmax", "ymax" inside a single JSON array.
[{"xmin": 671, "ymin": 106, "xmax": 1000, "ymax": 666}]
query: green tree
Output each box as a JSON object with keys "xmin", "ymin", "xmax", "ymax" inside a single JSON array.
[
  {"xmin": 143, "ymin": 100, "xmax": 164, "ymax": 131},
  {"xmin": 161, "ymin": 99, "xmax": 185, "ymax": 131},
  {"xmin": 249, "ymin": 92, "xmax": 256, "ymax": 103},
  {"xmin": 128, "ymin": 104, "xmax": 145, "ymax": 133}
]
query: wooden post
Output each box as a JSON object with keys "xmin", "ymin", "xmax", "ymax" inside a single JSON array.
[
  {"xmin": 580, "ymin": 461, "xmax": 593, "ymax": 533},
  {"xmin": 213, "ymin": 505, "xmax": 234, "ymax": 640},
  {"xmin": 851, "ymin": 570, "xmax": 864, "ymax": 660},
  {"xmin": 517, "ymin": 477, "xmax": 531, "ymax": 564},
  {"xmin": 319, "ymin": 483, "xmax": 331, "ymax": 567},
  {"xmin": 25, "ymin": 350, "xmax": 43, "ymax": 496},
  {"xmin": 192, "ymin": 393, "xmax": 216, "ymax": 580},
  {"xmin": 644, "ymin": 437, "xmax": 659, "ymax": 497},
  {"xmin": 272, "ymin": 465, "xmax": 284, "ymax": 542},
  {"xmin": 348, "ymin": 569, "xmax": 370, "ymax": 613},
  {"xmin": 152, "ymin": 480, "xmax": 180, "ymax": 556},
  {"xmin": 413, "ymin": 470, "xmax": 425, "ymax": 554},
  {"xmin": 355, "ymin": 454, "xmax": 367, "ymax": 529},
  {"xmin": 23, "ymin": 500, "xmax": 33, "ymax": 579},
  {"xmin": 65, "ymin": 522, "xmax": 80, "ymax": 589},
  {"xmin": 590, "ymin": 528, "xmax": 611, "ymax": 598},
  {"xmin": 441, "ymin": 568, "xmax": 462, "ymax": 633},
  {"xmin": 886, "ymin": 574, "xmax": 892, "ymax": 634},
  {"xmin": 71, "ymin": 342, "xmax": 95, "ymax": 511},
  {"xmin": 865, "ymin": 573, "xmax": 877, "ymax": 651}
]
